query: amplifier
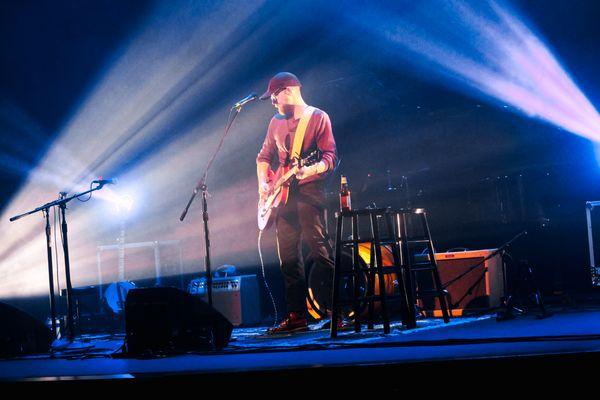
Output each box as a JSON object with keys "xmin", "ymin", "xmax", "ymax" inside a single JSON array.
[
  {"xmin": 188, "ymin": 275, "xmax": 261, "ymax": 326},
  {"xmin": 417, "ymin": 249, "xmax": 504, "ymax": 316}
]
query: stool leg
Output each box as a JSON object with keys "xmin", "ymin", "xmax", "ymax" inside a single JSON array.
[
  {"xmin": 385, "ymin": 212, "xmax": 414, "ymax": 329},
  {"xmin": 330, "ymin": 213, "xmax": 344, "ymax": 338},
  {"xmin": 351, "ymin": 214, "xmax": 361, "ymax": 332},
  {"xmin": 371, "ymin": 213, "xmax": 390, "ymax": 334},
  {"xmin": 420, "ymin": 211, "xmax": 450, "ymax": 323},
  {"xmin": 367, "ymin": 241, "xmax": 376, "ymax": 330},
  {"xmin": 400, "ymin": 212, "xmax": 417, "ymax": 328}
]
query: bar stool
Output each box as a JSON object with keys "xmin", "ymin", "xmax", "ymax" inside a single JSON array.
[{"xmin": 330, "ymin": 207, "xmax": 450, "ymax": 338}]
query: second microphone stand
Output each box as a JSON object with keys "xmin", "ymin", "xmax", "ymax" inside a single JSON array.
[
  {"xmin": 10, "ymin": 182, "xmax": 110, "ymax": 341},
  {"xmin": 180, "ymin": 104, "xmax": 246, "ymax": 308}
]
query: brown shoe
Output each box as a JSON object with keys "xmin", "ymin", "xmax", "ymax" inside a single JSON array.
[
  {"xmin": 320, "ymin": 316, "xmax": 353, "ymax": 331},
  {"xmin": 267, "ymin": 312, "xmax": 309, "ymax": 335},
  {"xmin": 337, "ymin": 316, "xmax": 354, "ymax": 331}
]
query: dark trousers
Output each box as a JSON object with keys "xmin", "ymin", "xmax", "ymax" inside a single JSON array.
[{"xmin": 275, "ymin": 181, "xmax": 334, "ymax": 315}]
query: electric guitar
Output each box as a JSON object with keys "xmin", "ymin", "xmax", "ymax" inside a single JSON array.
[{"xmin": 257, "ymin": 150, "xmax": 321, "ymax": 231}]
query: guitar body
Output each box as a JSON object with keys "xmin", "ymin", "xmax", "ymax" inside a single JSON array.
[
  {"xmin": 257, "ymin": 166, "xmax": 290, "ymax": 231},
  {"xmin": 257, "ymin": 150, "xmax": 321, "ymax": 231}
]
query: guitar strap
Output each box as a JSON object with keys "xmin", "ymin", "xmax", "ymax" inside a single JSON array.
[{"xmin": 290, "ymin": 106, "xmax": 315, "ymax": 162}]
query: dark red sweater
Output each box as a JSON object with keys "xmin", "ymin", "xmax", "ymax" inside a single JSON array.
[{"xmin": 256, "ymin": 107, "xmax": 337, "ymax": 185}]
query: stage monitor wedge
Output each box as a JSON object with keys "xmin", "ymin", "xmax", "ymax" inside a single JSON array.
[
  {"xmin": 125, "ymin": 286, "xmax": 233, "ymax": 355},
  {"xmin": 0, "ymin": 302, "xmax": 53, "ymax": 358}
]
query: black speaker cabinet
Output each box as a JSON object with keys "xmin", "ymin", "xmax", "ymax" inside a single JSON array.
[
  {"xmin": 125, "ymin": 287, "xmax": 233, "ymax": 354},
  {"xmin": 0, "ymin": 302, "xmax": 53, "ymax": 358}
]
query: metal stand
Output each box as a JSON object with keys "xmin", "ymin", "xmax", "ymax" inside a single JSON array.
[
  {"xmin": 586, "ymin": 201, "xmax": 600, "ymax": 286},
  {"xmin": 43, "ymin": 208, "xmax": 57, "ymax": 337},
  {"xmin": 97, "ymin": 240, "xmax": 183, "ymax": 296},
  {"xmin": 180, "ymin": 104, "xmax": 246, "ymax": 308},
  {"xmin": 436, "ymin": 230, "xmax": 549, "ymax": 320},
  {"xmin": 58, "ymin": 196, "xmax": 75, "ymax": 340},
  {"xmin": 200, "ymin": 184, "xmax": 212, "ymax": 307},
  {"xmin": 496, "ymin": 255, "xmax": 551, "ymax": 321},
  {"xmin": 443, "ymin": 230, "xmax": 527, "ymax": 310},
  {"xmin": 9, "ymin": 182, "xmax": 110, "ymax": 340}
]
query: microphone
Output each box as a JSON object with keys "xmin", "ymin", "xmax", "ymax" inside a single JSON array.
[
  {"xmin": 231, "ymin": 93, "xmax": 258, "ymax": 110},
  {"xmin": 93, "ymin": 178, "xmax": 118, "ymax": 186}
]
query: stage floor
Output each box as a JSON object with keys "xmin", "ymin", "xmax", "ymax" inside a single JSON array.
[{"xmin": 2, "ymin": 307, "xmax": 600, "ymax": 384}]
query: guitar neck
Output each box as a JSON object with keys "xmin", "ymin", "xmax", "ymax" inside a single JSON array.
[
  {"xmin": 270, "ymin": 151, "xmax": 318, "ymax": 193},
  {"xmin": 272, "ymin": 166, "xmax": 298, "ymax": 192}
]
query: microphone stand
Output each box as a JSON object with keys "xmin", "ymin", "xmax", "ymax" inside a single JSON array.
[
  {"xmin": 10, "ymin": 182, "xmax": 110, "ymax": 341},
  {"xmin": 180, "ymin": 104, "xmax": 246, "ymax": 308},
  {"xmin": 442, "ymin": 230, "xmax": 528, "ymax": 291},
  {"xmin": 43, "ymin": 208, "xmax": 57, "ymax": 337},
  {"xmin": 442, "ymin": 230, "xmax": 527, "ymax": 311}
]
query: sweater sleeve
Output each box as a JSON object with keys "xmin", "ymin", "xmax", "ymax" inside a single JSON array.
[
  {"xmin": 256, "ymin": 120, "xmax": 276, "ymax": 164},
  {"xmin": 315, "ymin": 111, "xmax": 337, "ymax": 172}
]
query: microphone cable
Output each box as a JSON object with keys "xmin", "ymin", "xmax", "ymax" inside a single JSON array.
[{"xmin": 258, "ymin": 229, "xmax": 278, "ymax": 326}]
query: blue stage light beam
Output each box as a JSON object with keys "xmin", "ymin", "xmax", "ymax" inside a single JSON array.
[
  {"xmin": 343, "ymin": 0, "xmax": 600, "ymax": 142},
  {"xmin": 0, "ymin": 0, "xmax": 273, "ymax": 298}
]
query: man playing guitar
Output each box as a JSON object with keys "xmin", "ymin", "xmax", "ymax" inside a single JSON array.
[{"xmin": 256, "ymin": 72, "xmax": 337, "ymax": 334}]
